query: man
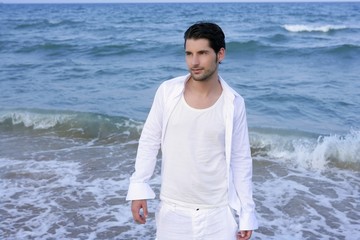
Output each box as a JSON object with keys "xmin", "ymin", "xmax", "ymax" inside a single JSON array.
[{"xmin": 126, "ymin": 22, "xmax": 258, "ymax": 240}]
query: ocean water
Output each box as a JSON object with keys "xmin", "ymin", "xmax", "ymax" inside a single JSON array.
[{"xmin": 0, "ymin": 2, "xmax": 359, "ymax": 240}]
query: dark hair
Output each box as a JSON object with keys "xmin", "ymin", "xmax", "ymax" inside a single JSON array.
[{"xmin": 184, "ymin": 22, "xmax": 226, "ymax": 54}]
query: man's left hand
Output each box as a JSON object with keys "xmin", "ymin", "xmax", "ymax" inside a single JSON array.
[{"xmin": 237, "ymin": 230, "xmax": 252, "ymax": 240}]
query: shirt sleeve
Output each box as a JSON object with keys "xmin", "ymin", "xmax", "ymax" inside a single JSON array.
[
  {"xmin": 126, "ymin": 84, "xmax": 165, "ymax": 201},
  {"xmin": 231, "ymin": 97, "xmax": 258, "ymax": 230}
]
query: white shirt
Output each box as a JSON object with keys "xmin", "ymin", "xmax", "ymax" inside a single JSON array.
[
  {"xmin": 126, "ymin": 74, "xmax": 258, "ymax": 230},
  {"xmin": 161, "ymin": 93, "xmax": 227, "ymax": 208}
]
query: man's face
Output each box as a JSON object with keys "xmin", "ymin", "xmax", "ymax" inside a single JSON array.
[{"xmin": 185, "ymin": 38, "xmax": 224, "ymax": 82}]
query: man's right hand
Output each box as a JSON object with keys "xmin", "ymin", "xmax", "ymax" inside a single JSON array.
[{"xmin": 131, "ymin": 199, "xmax": 148, "ymax": 224}]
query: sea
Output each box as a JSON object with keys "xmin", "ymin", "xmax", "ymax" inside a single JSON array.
[{"xmin": 0, "ymin": 2, "xmax": 359, "ymax": 240}]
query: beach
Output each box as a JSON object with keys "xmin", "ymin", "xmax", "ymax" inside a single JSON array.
[{"xmin": 0, "ymin": 2, "xmax": 359, "ymax": 239}]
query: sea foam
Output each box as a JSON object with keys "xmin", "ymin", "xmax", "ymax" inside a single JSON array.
[
  {"xmin": 250, "ymin": 129, "xmax": 360, "ymax": 171},
  {"xmin": 0, "ymin": 110, "xmax": 75, "ymax": 129},
  {"xmin": 283, "ymin": 24, "xmax": 347, "ymax": 33}
]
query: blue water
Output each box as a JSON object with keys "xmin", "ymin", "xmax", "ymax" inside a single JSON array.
[{"xmin": 0, "ymin": 3, "xmax": 359, "ymax": 240}]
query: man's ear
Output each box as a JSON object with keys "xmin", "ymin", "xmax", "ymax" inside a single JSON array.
[{"xmin": 218, "ymin": 47, "xmax": 225, "ymax": 63}]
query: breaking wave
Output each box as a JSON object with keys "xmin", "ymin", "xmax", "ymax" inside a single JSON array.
[
  {"xmin": 1, "ymin": 109, "xmax": 358, "ymax": 171},
  {"xmin": 283, "ymin": 24, "xmax": 347, "ymax": 33},
  {"xmin": 251, "ymin": 128, "xmax": 360, "ymax": 171}
]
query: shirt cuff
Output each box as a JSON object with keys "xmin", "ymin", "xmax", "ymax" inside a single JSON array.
[
  {"xmin": 238, "ymin": 211, "xmax": 259, "ymax": 230},
  {"xmin": 126, "ymin": 182, "xmax": 156, "ymax": 200}
]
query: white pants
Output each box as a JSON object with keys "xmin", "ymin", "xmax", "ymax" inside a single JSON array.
[{"xmin": 155, "ymin": 201, "xmax": 238, "ymax": 240}]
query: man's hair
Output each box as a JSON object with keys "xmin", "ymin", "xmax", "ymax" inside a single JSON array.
[{"xmin": 184, "ymin": 22, "xmax": 226, "ymax": 54}]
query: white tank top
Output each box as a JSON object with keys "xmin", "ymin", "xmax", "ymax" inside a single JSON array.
[{"xmin": 161, "ymin": 92, "xmax": 228, "ymax": 208}]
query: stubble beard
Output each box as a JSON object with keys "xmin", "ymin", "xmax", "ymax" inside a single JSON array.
[
  {"xmin": 191, "ymin": 69, "xmax": 216, "ymax": 82},
  {"xmin": 190, "ymin": 59, "xmax": 219, "ymax": 82}
]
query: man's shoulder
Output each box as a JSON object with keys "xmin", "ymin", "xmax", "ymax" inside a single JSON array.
[
  {"xmin": 219, "ymin": 78, "xmax": 246, "ymax": 110},
  {"xmin": 156, "ymin": 75, "xmax": 188, "ymax": 94},
  {"xmin": 154, "ymin": 75, "xmax": 188, "ymax": 99},
  {"xmin": 220, "ymin": 78, "xmax": 241, "ymax": 98},
  {"xmin": 161, "ymin": 74, "xmax": 188, "ymax": 87}
]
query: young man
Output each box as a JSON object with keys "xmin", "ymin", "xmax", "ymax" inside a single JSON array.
[{"xmin": 126, "ymin": 22, "xmax": 258, "ymax": 240}]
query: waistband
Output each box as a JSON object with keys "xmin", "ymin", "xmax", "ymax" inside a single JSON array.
[{"xmin": 161, "ymin": 198, "xmax": 228, "ymax": 212}]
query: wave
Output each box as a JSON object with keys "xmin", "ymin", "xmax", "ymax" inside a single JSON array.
[
  {"xmin": 1, "ymin": 109, "xmax": 358, "ymax": 171},
  {"xmin": 0, "ymin": 109, "xmax": 143, "ymax": 142},
  {"xmin": 90, "ymin": 43, "xmax": 140, "ymax": 57},
  {"xmin": 251, "ymin": 128, "xmax": 360, "ymax": 172},
  {"xmin": 16, "ymin": 42, "xmax": 78, "ymax": 54},
  {"xmin": 227, "ymin": 40, "xmax": 273, "ymax": 53},
  {"xmin": 325, "ymin": 43, "xmax": 360, "ymax": 55},
  {"xmin": 14, "ymin": 19, "xmax": 84, "ymax": 30},
  {"xmin": 14, "ymin": 41, "xmax": 141, "ymax": 57},
  {"xmin": 227, "ymin": 39, "xmax": 360, "ymax": 58},
  {"xmin": 283, "ymin": 24, "xmax": 347, "ymax": 33}
]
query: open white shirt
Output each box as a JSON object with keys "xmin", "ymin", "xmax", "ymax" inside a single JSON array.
[{"xmin": 126, "ymin": 74, "xmax": 258, "ymax": 230}]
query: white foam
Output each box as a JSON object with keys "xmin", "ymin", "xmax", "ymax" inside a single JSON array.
[
  {"xmin": 253, "ymin": 162, "xmax": 360, "ymax": 239},
  {"xmin": 283, "ymin": 24, "xmax": 347, "ymax": 33},
  {"xmin": 317, "ymin": 130, "xmax": 360, "ymax": 164},
  {"xmin": 0, "ymin": 157, "xmax": 141, "ymax": 239},
  {"xmin": 0, "ymin": 110, "xmax": 75, "ymax": 129},
  {"xmin": 250, "ymin": 130, "xmax": 360, "ymax": 170},
  {"xmin": 1, "ymin": 158, "xmax": 81, "ymax": 238}
]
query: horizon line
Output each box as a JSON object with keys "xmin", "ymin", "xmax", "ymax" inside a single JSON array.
[{"xmin": 2, "ymin": 0, "xmax": 359, "ymax": 3}]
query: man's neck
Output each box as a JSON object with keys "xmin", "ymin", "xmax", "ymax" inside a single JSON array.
[
  {"xmin": 184, "ymin": 75, "xmax": 223, "ymax": 109},
  {"xmin": 186, "ymin": 75, "xmax": 221, "ymax": 97}
]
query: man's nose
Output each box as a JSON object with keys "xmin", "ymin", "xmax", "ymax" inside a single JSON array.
[{"xmin": 192, "ymin": 55, "xmax": 200, "ymax": 65}]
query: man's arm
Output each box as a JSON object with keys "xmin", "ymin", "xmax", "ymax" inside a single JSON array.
[
  {"xmin": 231, "ymin": 97, "xmax": 258, "ymax": 230},
  {"xmin": 126, "ymin": 84, "xmax": 165, "ymax": 221}
]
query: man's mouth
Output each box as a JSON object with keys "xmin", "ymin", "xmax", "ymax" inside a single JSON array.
[{"xmin": 191, "ymin": 68, "xmax": 202, "ymax": 74}]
